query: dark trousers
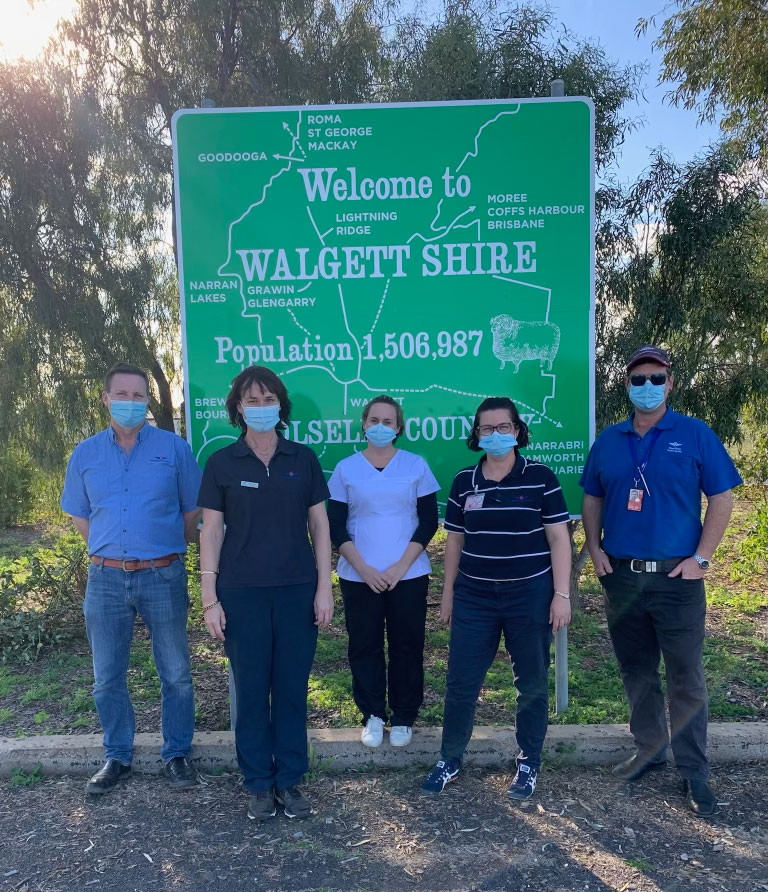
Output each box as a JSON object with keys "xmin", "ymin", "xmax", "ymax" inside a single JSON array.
[
  {"xmin": 341, "ymin": 575, "xmax": 428, "ymax": 727},
  {"xmin": 601, "ymin": 564, "xmax": 708, "ymax": 780},
  {"xmin": 218, "ymin": 582, "xmax": 318, "ymax": 792},
  {"xmin": 441, "ymin": 572, "xmax": 552, "ymax": 769}
]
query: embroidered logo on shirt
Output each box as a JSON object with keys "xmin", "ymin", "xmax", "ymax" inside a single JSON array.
[
  {"xmin": 667, "ymin": 441, "xmax": 683, "ymax": 454},
  {"xmin": 282, "ymin": 471, "xmax": 301, "ymax": 479}
]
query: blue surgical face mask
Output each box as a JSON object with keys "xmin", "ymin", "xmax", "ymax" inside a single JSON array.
[
  {"xmin": 109, "ymin": 400, "xmax": 147, "ymax": 429},
  {"xmin": 478, "ymin": 432, "xmax": 518, "ymax": 457},
  {"xmin": 243, "ymin": 404, "xmax": 281, "ymax": 432},
  {"xmin": 365, "ymin": 423, "xmax": 397, "ymax": 447},
  {"xmin": 629, "ymin": 382, "xmax": 666, "ymax": 411}
]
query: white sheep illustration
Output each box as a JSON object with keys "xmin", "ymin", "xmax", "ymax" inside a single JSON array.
[{"xmin": 489, "ymin": 315, "xmax": 561, "ymax": 372}]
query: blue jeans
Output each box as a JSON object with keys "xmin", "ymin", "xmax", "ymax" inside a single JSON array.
[
  {"xmin": 441, "ymin": 572, "xmax": 553, "ymax": 770},
  {"xmin": 83, "ymin": 560, "xmax": 195, "ymax": 764}
]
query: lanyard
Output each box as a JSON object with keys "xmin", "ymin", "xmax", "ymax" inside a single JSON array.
[{"xmin": 627, "ymin": 427, "xmax": 662, "ymax": 497}]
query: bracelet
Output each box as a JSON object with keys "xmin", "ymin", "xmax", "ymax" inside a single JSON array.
[
  {"xmin": 555, "ymin": 590, "xmax": 571, "ymax": 600},
  {"xmin": 200, "ymin": 569, "xmax": 219, "ymax": 576},
  {"xmin": 202, "ymin": 600, "xmax": 221, "ymax": 613}
]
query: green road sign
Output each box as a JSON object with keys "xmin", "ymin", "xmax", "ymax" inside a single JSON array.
[{"xmin": 172, "ymin": 98, "xmax": 594, "ymax": 514}]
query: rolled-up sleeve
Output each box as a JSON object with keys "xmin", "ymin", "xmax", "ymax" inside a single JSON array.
[
  {"xmin": 60, "ymin": 446, "xmax": 90, "ymax": 518},
  {"xmin": 177, "ymin": 441, "xmax": 203, "ymax": 512}
]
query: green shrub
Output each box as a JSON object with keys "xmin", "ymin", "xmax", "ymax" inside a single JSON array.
[
  {"xmin": 0, "ymin": 448, "xmax": 34, "ymax": 528},
  {"xmin": 0, "ymin": 533, "xmax": 88, "ymax": 663}
]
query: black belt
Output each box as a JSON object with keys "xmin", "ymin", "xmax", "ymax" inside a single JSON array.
[{"xmin": 608, "ymin": 556, "xmax": 687, "ymax": 574}]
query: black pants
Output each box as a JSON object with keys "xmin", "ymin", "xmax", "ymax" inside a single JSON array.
[
  {"xmin": 440, "ymin": 572, "xmax": 552, "ymax": 770},
  {"xmin": 340, "ymin": 575, "xmax": 428, "ymax": 727},
  {"xmin": 218, "ymin": 582, "xmax": 318, "ymax": 792},
  {"xmin": 601, "ymin": 563, "xmax": 708, "ymax": 780}
]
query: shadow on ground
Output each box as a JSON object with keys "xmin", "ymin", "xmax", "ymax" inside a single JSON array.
[{"xmin": 1, "ymin": 763, "xmax": 766, "ymax": 892}]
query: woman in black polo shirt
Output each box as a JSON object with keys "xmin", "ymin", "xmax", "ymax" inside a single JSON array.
[
  {"xmin": 421, "ymin": 397, "xmax": 571, "ymax": 801},
  {"xmin": 198, "ymin": 365, "xmax": 332, "ymax": 822}
]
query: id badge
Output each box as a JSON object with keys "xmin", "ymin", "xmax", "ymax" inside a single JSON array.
[
  {"xmin": 465, "ymin": 492, "xmax": 485, "ymax": 510},
  {"xmin": 627, "ymin": 488, "xmax": 644, "ymax": 511}
]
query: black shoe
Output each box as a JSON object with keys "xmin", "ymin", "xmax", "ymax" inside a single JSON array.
[
  {"xmin": 683, "ymin": 779, "xmax": 717, "ymax": 817},
  {"xmin": 276, "ymin": 786, "xmax": 313, "ymax": 818},
  {"xmin": 164, "ymin": 756, "xmax": 197, "ymax": 789},
  {"xmin": 612, "ymin": 752, "xmax": 667, "ymax": 782},
  {"xmin": 86, "ymin": 759, "xmax": 132, "ymax": 795},
  {"xmin": 247, "ymin": 789, "xmax": 277, "ymax": 821}
]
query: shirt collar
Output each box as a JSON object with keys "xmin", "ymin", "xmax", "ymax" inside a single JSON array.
[
  {"xmin": 473, "ymin": 453, "xmax": 526, "ymax": 486},
  {"xmin": 107, "ymin": 421, "xmax": 150, "ymax": 444},
  {"xmin": 233, "ymin": 432, "xmax": 297, "ymax": 457},
  {"xmin": 618, "ymin": 407, "xmax": 677, "ymax": 434}
]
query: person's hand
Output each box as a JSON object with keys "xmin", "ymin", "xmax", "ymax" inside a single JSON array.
[
  {"xmin": 314, "ymin": 585, "xmax": 334, "ymax": 628},
  {"xmin": 550, "ymin": 594, "xmax": 572, "ymax": 632},
  {"xmin": 590, "ymin": 548, "xmax": 613, "ymax": 577},
  {"xmin": 360, "ymin": 563, "xmax": 390, "ymax": 593},
  {"xmin": 440, "ymin": 590, "xmax": 454, "ymax": 626},
  {"xmin": 203, "ymin": 602, "xmax": 226, "ymax": 642},
  {"xmin": 381, "ymin": 561, "xmax": 407, "ymax": 591},
  {"xmin": 668, "ymin": 556, "xmax": 706, "ymax": 580}
]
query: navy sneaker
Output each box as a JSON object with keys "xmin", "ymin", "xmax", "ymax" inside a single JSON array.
[
  {"xmin": 507, "ymin": 763, "xmax": 538, "ymax": 800},
  {"xmin": 421, "ymin": 759, "xmax": 461, "ymax": 794}
]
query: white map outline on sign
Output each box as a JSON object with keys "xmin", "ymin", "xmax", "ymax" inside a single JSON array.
[{"xmin": 213, "ymin": 104, "xmax": 564, "ymax": 431}]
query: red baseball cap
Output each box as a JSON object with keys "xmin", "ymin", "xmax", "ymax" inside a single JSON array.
[{"xmin": 625, "ymin": 345, "xmax": 671, "ymax": 372}]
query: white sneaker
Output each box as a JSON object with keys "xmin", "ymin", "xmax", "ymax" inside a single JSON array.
[
  {"xmin": 361, "ymin": 716, "xmax": 385, "ymax": 747},
  {"xmin": 389, "ymin": 725, "xmax": 413, "ymax": 747}
]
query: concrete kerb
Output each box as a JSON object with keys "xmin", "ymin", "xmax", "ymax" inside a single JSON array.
[{"xmin": 1, "ymin": 723, "xmax": 767, "ymax": 778}]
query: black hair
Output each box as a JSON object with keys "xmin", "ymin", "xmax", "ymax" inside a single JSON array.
[
  {"xmin": 225, "ymin": 365, "xmax": 291, "ymax": 433},
  {"xmin": 466, "ymin": 396, "xmax": 529, "ymax": 452}
]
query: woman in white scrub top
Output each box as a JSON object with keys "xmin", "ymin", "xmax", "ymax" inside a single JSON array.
[{"xmin": 328, "ymin": 395, "xmax": 439, "ymax": 748}]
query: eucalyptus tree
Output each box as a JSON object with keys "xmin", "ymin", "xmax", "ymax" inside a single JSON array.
[{"xmin": 638, "ymin": 0, "xmax": 768, "ymax": 156}]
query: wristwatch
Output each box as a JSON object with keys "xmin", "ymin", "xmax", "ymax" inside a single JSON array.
[{"xmin": 693, "ymin": 553, "xmax": 710, "ymax": 570}]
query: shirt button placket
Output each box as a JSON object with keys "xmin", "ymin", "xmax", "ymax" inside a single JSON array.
[{"xmin": 122, "ymin": 467, "xmax": 129, "ymax": 555}]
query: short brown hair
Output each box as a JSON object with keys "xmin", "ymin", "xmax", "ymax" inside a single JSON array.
[
  {"xmin": 467, "ymin": 396, "xmax": 529, "ymax": 451},
  {"xmin": 104, "ymin": 363, "xmax": 150, "ymax": 395},
  {"xmin": 225, "ymin": 365, "xmax": 291, "ymax": 433},
  {"xmin": 361, "ymin": 394, "xmax": 405, "ymax": 442}
]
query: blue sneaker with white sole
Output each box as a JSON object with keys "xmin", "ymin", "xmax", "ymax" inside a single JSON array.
[
  {"xmin": 421, "ymin": 759, "xmax": 461, "ymax": 794},
  {"xmin": 507, "ymin": 763, "xmax": 538, "ymax": 799}
]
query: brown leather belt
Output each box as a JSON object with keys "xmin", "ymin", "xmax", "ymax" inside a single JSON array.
[{"xmin": 90, "ymin": 554, "xmax": 181, "ymax": 571}]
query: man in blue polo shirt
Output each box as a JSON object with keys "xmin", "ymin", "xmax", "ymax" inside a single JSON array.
[
  {"xmin": 62, "ymin": 363, "xmax": 202, "ymax": 794},
  {"xmin": 581, "ymin": 346, "xmax": 741, "ymax": 817}
]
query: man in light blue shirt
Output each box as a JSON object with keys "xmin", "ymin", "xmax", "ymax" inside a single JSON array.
[
  {"xmin": 62, "ymin": 362, "xmax": 202, "ymax": 794},
  {"xmin": 581, "ymin": 346, "xmax": 741, "ymax": 818}
]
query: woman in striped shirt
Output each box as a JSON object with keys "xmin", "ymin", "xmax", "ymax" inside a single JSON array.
[{"xmin": 421, "ymin": 396, "xmax": 572, "ymax": 800}]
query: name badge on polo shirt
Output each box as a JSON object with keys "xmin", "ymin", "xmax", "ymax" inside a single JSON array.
[
  {"xmin": 627, "ymin": 488, "xmax": 643, "ymax": 511},
  {"xmin": 465, "ymin": 492, "xmax": 485, "ymax": 510},
  {"xmin": 241, "ymin": 480, "xmax": 259, "ymax": 489}
]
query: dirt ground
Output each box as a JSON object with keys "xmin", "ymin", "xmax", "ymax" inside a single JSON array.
[{"xmin": 1, "ymin": 762, "xmax": 766, "ymax": 892}]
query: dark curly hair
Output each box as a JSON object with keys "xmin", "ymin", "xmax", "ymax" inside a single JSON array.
[
  {"xmin": 225, "ymin": 365, "xmax": 291, "ymax": 434},
  {"xmin": 466, "ymin": 396, "xmax": 529, "ymax": 452}
]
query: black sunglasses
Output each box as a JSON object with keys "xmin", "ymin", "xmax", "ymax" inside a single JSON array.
[{"xmin": 630, "ymin": 373, "xmax": 668, "ymax": 386}]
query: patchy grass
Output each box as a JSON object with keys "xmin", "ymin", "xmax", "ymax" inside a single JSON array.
[{"xmin": 0, "ymin": 497, "xmax": 766, "ymax": 736}]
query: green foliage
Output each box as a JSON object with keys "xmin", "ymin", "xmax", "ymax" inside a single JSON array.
[
  {"xmin": 598, "ymin": 144, "xmax": 768, "ymax": 438},
  {"xmin": 0, "ymin": 533, "xmax": 88, "ymax": 664},
  {"xmin": 0, "ymin": 447, "xmax": 34, "ymax": 529},
  {"xmin": 9, "ymin": 764, "xmax": 43, "ymax": 786},
  {"xmin": 639, "ymin": 1, "xmax": 768, "ymax": 156},
  {"xmin": 0, "ymin": 707, "xmax": 13, "ymax": 723}
]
